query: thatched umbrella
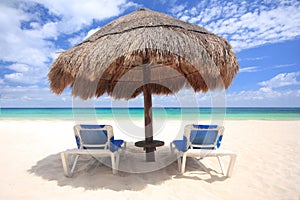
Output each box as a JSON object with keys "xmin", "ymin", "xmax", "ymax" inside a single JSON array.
[{"xmin": 48, "ymin": 8, "xmax": 239, "ymax": 162}]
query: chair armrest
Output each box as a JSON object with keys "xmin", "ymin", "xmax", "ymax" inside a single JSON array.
[
  {"xmin": 110, "ymin": 139, "xmax": 124, "ymax": 152},
  {"xmin": 172, "ymin": 136, "xmax": 187, "ymax": 152}
]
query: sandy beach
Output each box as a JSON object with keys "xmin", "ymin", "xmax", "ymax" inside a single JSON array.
[{"xmin": 0, "ymin": 119, "xmax": 299, "ymax": 200}]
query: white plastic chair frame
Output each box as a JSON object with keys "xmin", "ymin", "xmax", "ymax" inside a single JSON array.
[
  {"xmin": 171, "ymin": 125, "xmax": 237, "ymax": 177},
  {"xmin": 61, "ymin": 125, "xmax": 122, "ymax": 177}
]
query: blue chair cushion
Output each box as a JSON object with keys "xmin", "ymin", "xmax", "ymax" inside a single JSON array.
[
  {"xmin": 78, "ymin": 130, "xmax": 108, "ymax": 149},
  {"xmin": 193, "ymin": 124, "xmax": 218, "ymax": 129},
  {"xmin": 173, "ymin": 136, "xmax": 188, "ymax": 152},
  {"xmin": 76, "ymin": 125, "xmax": 124, "ymax": 151},
  {"xmin": 190, "ymin": 130, "xmax": 218, "ymax": 146},
  {"xmin": 191, "ymin": 135, "xmax": 222, "ymax": 149}
]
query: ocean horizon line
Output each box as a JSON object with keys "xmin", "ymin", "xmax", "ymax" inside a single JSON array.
[
  {"xmin": 1, "ymin": 107, "xmax": 299, "ymax": 120},
  {"xmin": 1, "ymin": 106, "xmax": 300, "ymax": 109}
]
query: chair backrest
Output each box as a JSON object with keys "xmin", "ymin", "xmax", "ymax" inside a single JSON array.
[
  {"xmin": 184, "ymin": 124, "xmax": 224, "ymax": 149},
  {"xmin": 73, "ymin": 124, "xmax": 114, "ymax": 149}
]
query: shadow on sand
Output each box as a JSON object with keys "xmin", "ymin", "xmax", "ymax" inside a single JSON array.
[{"xmin": 28, "ymin": 147, "xmax": 227, "ymax": 191}]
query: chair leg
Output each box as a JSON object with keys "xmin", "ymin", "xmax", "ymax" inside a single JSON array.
[
  {"xmin": 111, "ymin": 153, "xmax": 117, "ymax": 174},
  {"xmin": 181, "ymin": 153, "xmax": 187, "ymax": 174},
  {"xmin": 217, "ymin": 156, "xmax": 225, "ymax": 175},
  {"xmin": 116, "ymin": 153, "xmax": 120, "ymax": 170},
  {"xmin": 226, "ymin": 154, "xmax": 237, "ymax": 177},
  {"xmin": 61, "ymin": 152, "xmax": 79, "ymax": 177},
  {"xmin": 121, "ymin": 145, "xmax": 126, "ymax": 159},
  {"xmin": 177, "ymin": 153, "xmax": 181, "ymax": 172},
  {"xmin": 170, "ymin": 143, "xmax": 174, "ymax": 154},
  {"xmin": 61, "ymin": 152, "xmax": 70, "ymax": 177},
  {"xmin": 70, "ymin": 155, "xmax": 79, "ymax": 175}
]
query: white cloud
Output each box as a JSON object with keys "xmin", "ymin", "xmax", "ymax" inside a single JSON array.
[
  {"xmin": 171, "ymin": 4, "xmax": 187, "ymax": 17},
  {"xmin": 4, "ymin": 73, "xmax": 24, "ymax": 82},
  {"xmin": 239, "ymin": 66, "xmax": 260, "ymax": 73},
  {"xmin": 67, "ymin": 27, "xmax": 101, "ymax": 46},
  {"xmin": 83, "ymin": 27, "xmax": 101, "ymax": 40},
  {"xmin": 0, "ymin": 0, "xmax": 137, "ymax": 58},
  {"xmin": 68, "ymin": 33, "xmax": 86, "ymax": 46},
  {"xmin": 226, "ymin": 72, "xmax": 300, "ymax": 107},
  {"xmin": 259, "ymin": 71, "xmax": 300, "ymax": 88},
  {"xmin": 30, "ymin": 0, "xmax": 138, "ymax": 34},
  {"xmin": 4, "ymin": 71, "xmax": 43, "ymax": 84},
  {"xmin": 0, "ymin": 0, "xmax": 137, "ymax": 90},
  {"xmin": 274, "ymin": 63, "xmax": 296, "ymax": 69},
  {"xmin": 0, "ymin": 85, "xmax": 72, "ymax": 107},
  {"xmin": 240, "ymin": 56, "xmax": 267, "ymax": 61},
  {"xmin": 2, "ymin": 62, "xmax": 48, "ymax": 85},
  {"xmin": 6, "ymin": 63, "xmax": 30, "ymax": 72},
  {"xmin": 1, "ymin": 0, "xmax": 299, "ymax": 108},
  {"xmin": 227, "ymin": 88, "xmax": 300, "ymax": 107},
  {"xmin": 172, "ymin": 0, "xmax": 300, "ymax": 52},
  {"xmin": 0, "ymin": 4, "xmax": 50, "ymax": 66},
  {"xmin": 21, "ymin": 95, "xmax": 38, "ymax": 101}
]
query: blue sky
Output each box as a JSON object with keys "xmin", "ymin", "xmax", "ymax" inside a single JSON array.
[{"xmin": 0, "ymin": 0, "xmax": 300, "ymax": 108}]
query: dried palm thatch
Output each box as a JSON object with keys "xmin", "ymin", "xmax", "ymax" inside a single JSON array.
[{"xmin": 48, "ymin": 8, "xmax": 239, "ymax": 100}]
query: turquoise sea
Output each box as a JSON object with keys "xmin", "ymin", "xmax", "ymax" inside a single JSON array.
[{"xmin": 0, "ymin": 107, "xmax": 299, "ymax": 120}]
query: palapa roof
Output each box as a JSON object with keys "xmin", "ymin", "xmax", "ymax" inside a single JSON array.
[{"xmin": 48, "ymin": 8, "xmax": 239, "ymax": 100}]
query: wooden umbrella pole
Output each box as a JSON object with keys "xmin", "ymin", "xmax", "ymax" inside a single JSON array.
[
  {"xmin": 143, "ymin": 86, "xmax": 155, "ymax": 162},
  {"xmin": 143, "ymin": 86, "xmax": 153, "ymax": 143},
  {"xmin": 143, "ymin": 64, "xmax": 155, "ymax": 162}
]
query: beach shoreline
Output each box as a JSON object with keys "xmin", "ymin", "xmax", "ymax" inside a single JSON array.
[{"xmin": 0, "ymin": 119, "xmax": 299, "ymax": 199}]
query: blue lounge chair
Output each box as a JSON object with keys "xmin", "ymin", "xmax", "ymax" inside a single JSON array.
[
  {"xmin": 61, "ymin": 124, "xmax": 125, "ymax": 177},
  {"xmin": 170, "ymin": 124, "xmax": 236, "ymax": 177}
]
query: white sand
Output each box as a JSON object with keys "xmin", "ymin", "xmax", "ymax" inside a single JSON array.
[{"xmin": 0, "ymin": 119, "xmax": 299, "ymax": 200}]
